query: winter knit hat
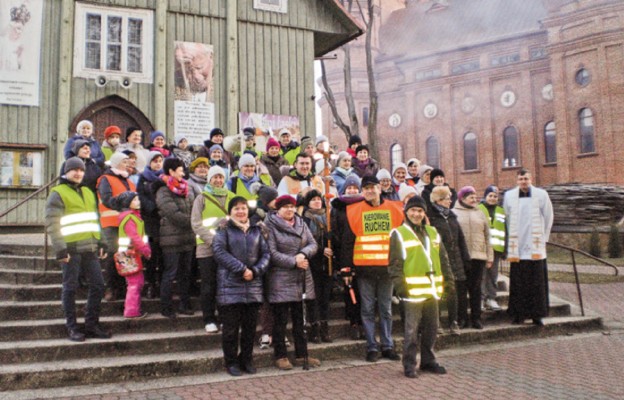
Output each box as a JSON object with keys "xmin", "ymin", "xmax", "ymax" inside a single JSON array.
[
  {"xmin": 250, "ymin": 182, "xmax": 279, "ymax": 207},
  {"xmin": 104, "ymin": 125, "xmax": 121, "ymax": 139},
  {"xmin": 238, "ymin": 153, "xmax": 256, "ymax": 169},
  {"xmin": 207, "ymin": 165, "xmax": 226, "ymax": 182},
  {"xmin": 398, "ymin": 183, "xmax": 417, "ymax": 202},
  {"xmin": 279, "ymin": 128, "xmax": 291, "ymax": 137},
  {"xmin": 117, "ymin": 191, "xmax": 138, "ymax": 210},
  {"xmin": 209, "ymin": 144, "xmax": 223, "ymax": 155},
  {"xmin": 71, "ymin": 139, "xmax": 90, "ymax": 156},
  {"xmin": 457, "ymin": 186, "xmax": 476, "ymax": 200},
  {"xmin": 430, "ymin": 168, "xmax": 445, "ymax": 182},
  {"xmin": 405, "ymin": 195, "xmax": 427, "ymax": 212},
  {"xmin": 392, "ymin": 162, "xmax": 407, "ymax": 176},
  {"xmin": 315, "ymin": 135, "xmax": 328, "ymax": 147},
  {"xmin": 189, "ymin": 157, "xmax": 209, "ymax": 173},
  {"xmin": 109, "ymin": 152, "xmax": 129, "ymax": 169},
  {"xmin": 64, "ymin": 157, "xmax": 85, "ymax": 173},
  {"xmin": 303, "ymin": 189, "xmax": 324, "ymax": 209},
  {"xmin": 407, "ymin": 158, "xmax": 420, "ymax": 168},
  {"xmin": 150, "ymin": 130, "xmax": 165, "ymax": 143},
  {"xmin": 146, "ymin": 151, "xmax": 163, "ymax": 166},
  {"xmin": 349, "ymin": 135, "xmax": 362, "ymax": 147},
  {"xmin": 431, "ymin": 185, "xmax": 451, "ymax": 203},
  {"xmin": 341, "ymin": 175, "xmax": 361, "ymax": 194},
  {"xmin": 300, "ymin": 136, "xmax": 313, "ymax": 150},
  {"xmin": 275, "ymin": 194, "xmax": 297, "ymax": 209},
  {"xmin": 337, "ymin": 151, "xmax": 351, "ymax": 165},
  {"xmin": 210, "ymin": 128, "xmax": 224, "ymax": 139},
  {"xmin": 266, "ymin": 137, "xmax": 280, "ymax": 152},
  {"xmin": 483, "ymin": 185, "xmax": 498, "ymax": 198},
  {"xmin": 376, "ymin": 168, "xmax": 392, "ymax": 181},
  {"xmin": 125, "ymin": 126, "xmax": 139, "ymax": 141},
  {"xmin": 227, "ymin": 196, "xmax": 249, "ymax": 215},
  {"xmin": 417, "ymin": 164, "xmax": 433, "ymax": 178}
]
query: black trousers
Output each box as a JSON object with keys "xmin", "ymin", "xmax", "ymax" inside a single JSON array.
[
  {"xmin": 311, "ymin": 264, "xmax": 331, "ymax": 323},
  {"xmin": 198, "ymin": 257, "xmax": 218, "ymax": 324},
  {"xmin": 219, "ymin": 303, "xmax": 260, "ymax": 368},
  {"xmin": 457, "ymin": 259, "xmax": 485, "ymax": 323},
  {"xmin": 272, "ymin": 301, "xmax": 311, "ymax": 359}
]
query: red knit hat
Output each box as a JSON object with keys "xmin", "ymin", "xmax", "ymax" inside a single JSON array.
[
  {"xmin": 275, "ymin": 194, "xmax": 296, "ymax": 209},
  {"xmin": 104, "ymin": 125, "xmax": 122, "ymax": 139},
  {"xmin": 266, "ymin": 137, "xmax": 280, "ymax": 152}
]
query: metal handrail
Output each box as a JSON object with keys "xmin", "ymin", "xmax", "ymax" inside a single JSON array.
[
  {"xmin": 0, "ymin": 176, "xmax": 60, "ymax": 271},
  {"xmin": 547, "ymin": 241, "xmax": 621, "ymax": 317}
]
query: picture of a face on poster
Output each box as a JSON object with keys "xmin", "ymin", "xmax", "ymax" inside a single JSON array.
[
  {"xmin": 0, "ymin": 1, "xmax": 31, "ymax": 71},
  {"xmin": 174, "ymin": 41, "xmax": 214, "ymax": 103}
]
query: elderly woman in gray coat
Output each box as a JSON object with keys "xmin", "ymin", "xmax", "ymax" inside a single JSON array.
[{"xmin": 265, "ymin": 195, "xmax": 319, "ymax": 371}]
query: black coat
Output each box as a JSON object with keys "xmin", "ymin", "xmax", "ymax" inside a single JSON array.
[
  {"xmin": 212, "ymin": 220, "xmax": 270, "ymax": 305},
  {"xmin": 330, "ymin": 195, "xmax": 363, "ymax": 271},
  {"xmin": 137, "ymin": 173, "xmax": 161, "ymax": 238},
  {"xmin": 427, "ymin": 204, "xmax": 471, "ymax": 281}
]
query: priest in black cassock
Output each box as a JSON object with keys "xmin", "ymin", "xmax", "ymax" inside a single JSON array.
[{"xmin": 503, "ymin": 169, "xmax": 553, "ymax": 326}]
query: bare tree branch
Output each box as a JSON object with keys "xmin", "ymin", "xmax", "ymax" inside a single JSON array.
[
  {"xmin": 343, "ymin": 44, "xmax": 360, "ymax": 137},
  {"xmin": 365, "ymin": 0, "xmax": 379, "ymax": 161},
  {"xmin": 320, "ymin": 60, "xmax": 352, "ymax": 142}
]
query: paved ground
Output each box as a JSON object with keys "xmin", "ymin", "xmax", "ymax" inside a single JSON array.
[{"xmin": 5, "ymin": 279, "xmax": 619, "ymax": 400}]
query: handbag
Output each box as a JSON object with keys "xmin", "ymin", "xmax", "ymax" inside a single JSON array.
[{"xmin": 114, "ymin": 249, "xmax": 142, "ymax": 277}]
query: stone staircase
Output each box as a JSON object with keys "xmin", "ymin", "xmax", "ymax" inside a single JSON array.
[{"xmin": 0, "ymin": 236, "xmax": 603, "ymax": 392}]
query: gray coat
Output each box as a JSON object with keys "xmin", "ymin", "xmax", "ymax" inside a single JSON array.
[
  {"xmin": 264, "ymin": 211, "xmax": 318, "ymax": 303},
  {"xmin": 154, "ymin": 180, "xmax": 195, "ymax": 252}
]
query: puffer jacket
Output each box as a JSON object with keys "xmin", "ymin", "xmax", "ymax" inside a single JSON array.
[
  {"xmin": 154, "ymin": 179, "xmax": 195, "ymax": 252},
  {"xmin": 212, "ymin": 219, "xmax": 270, "ymax": 305},
  {"xmin": 264, "ymin": 211, "xmax": 318, "ymax": 303},
  {"xmin": 260, "ymin": 153, "xmax": 289, "ymax": 187},
  {"xmin": 453, "ymin": 201, "xmax": 493, "ymax": 262},
  {"xmin": 427, "ymin": 204, "xmax": 471, "ymax": 281}
]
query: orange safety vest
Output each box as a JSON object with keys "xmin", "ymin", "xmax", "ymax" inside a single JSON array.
[
  {"xmin": 347, "ymin": 200, "xmax": 404, "ymax": 266},
  {"xmin": 96, "ymin": 174, "xmax": 136, "ymax": 228}
]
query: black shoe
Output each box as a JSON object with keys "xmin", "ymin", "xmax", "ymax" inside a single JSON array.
[
  {"xmin": 84, "ymin": 325, "xmax": 112, "ymax": 339},
  {"xmin": 404, "ymin": 370, "xmax": 418, "ymax": 379},
  {"xmin": 472, "ymin": 320, "xmax": 483, "ymax": 330},
  {"xmin": 420, "ymin": 363, "xmax": 447, "ymax": 374},
  {"xmin": 241, "ymin": 362, "xmax": 257, "ymax": 374},
  {"xmin": 366, "ymin": 350, "xmax": 379, "ymax": 362},
  {"xmin": 532, "ymin": 318, "xmax": 544, "ymax": 327},
  {"xmin": 381, "ymin": 348, "xmax": 401, "ymax": 361},
  {"xmin": 162, "ymin": 311, "xmax": 177, "ymax": 320},
  {"xmin": 511, "ymin": 316, "xmax": 523, "ymax": 325},
  {"xmin": 226, "ymin": 365, "xmax": 242, "ymax": 377},
  {"xmin": 68, "ymin": 329, "xmax": 85, "ymax": 342}
]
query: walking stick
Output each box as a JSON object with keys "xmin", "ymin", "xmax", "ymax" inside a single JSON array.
[
  {"xmin": 301, "ymin": 267, "xmax": 310, "ymax": 370},
  {"xmin": 322, "ymin": 143, "xmax": 333, "ymax": 277}
]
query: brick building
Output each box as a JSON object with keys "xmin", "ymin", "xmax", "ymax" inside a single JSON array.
[{"xmin": 319, "ymin": 0, "xmax": 624, "ymax": 191}]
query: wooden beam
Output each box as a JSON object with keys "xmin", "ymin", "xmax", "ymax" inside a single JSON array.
[{"xmin": 226, "ymin": 0, "xmax": 239, "ymax": 134}]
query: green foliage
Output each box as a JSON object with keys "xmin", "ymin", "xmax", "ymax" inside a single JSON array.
[
  {"xmin": 607, "ymin": 224, "xmax": 623, "ymax": 259},
  {"xmin": 588, "ymin": 228, "xmax": 602, "ymax": 258}
]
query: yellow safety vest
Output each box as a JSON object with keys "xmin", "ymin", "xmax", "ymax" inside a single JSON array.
[
  {"xmin": 478, "ymin": 203, "xmax": 506, "ymax": 253},
  {"xmin": 196, "ymin": 191, "xmax": 236, "ymax": 245},
  {"xmin": 118, "ymin": 213, "xmax": 148, "ymax": 252},
  {"xmin": 50, "ymin": 184, "xmax": 101, "ymax": 243}
]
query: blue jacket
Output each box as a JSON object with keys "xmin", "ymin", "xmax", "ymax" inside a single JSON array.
[
  {"xmin": 64, "ymin": 134, "xmax": 105, "ymax": 167},
  {"xmin": 212, "ymin": 220, "xmax": 270, "ymax": 305}
]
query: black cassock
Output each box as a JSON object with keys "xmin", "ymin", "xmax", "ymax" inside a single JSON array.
[{"xmin": 507, "ymin": 259, "xmax": 549, "ymax": 319}]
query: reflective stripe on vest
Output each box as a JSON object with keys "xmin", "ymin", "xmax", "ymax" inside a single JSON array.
[
  {"xmin": 118, "ymin": 213, "xmax": 146, "ymax": 252},
  {"xmin": 50, "ymin": 185, "xmax": 101, "ymax": 243},
  {"xmin": 347, "ymin": 200, "xmax": 404, "ymax": 266},
  {"xmin": 392, "ymin": 224, "xmax": 444, "ymax": 301},
  {"xmin": 233, "ymin": 175, "xmax": 271, "ymax": 200},
  {"xmin": 96, "ymin": 175, "xmax": 136, "ymax": 228},
  {"xmin": 478, "ymin": 203, "xmax": 506, "ymax": 253}
]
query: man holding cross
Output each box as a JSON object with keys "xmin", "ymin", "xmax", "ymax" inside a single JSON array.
[{"xmin": 503, "ymin": 169, "xmax": 553, "ymax": 326}]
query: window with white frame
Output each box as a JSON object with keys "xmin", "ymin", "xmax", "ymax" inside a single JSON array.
[
  {"xmin": 74, "ymin": 3, "xmax": 154, "ymax": 83},
  {"xmin": 390, "ymin": 143, "xmax": 403, "ymax": 173}
]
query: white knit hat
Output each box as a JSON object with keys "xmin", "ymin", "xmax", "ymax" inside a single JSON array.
[
  {"xmin": 398, "ymin": 183, "xmax": 417, "ymax": 202},
  {"xmin": 109, "ymin": 152, "xmax": 129, "ymax": 169},
  {"xmin": 238, "ymin": 153, "xmax": 256, "ymax": 169},
  {"xmin": 376, "ymin": 168, "xmax": 392, "ymax": 181},
  {"xmin": 208, "ymin": 165, "xmax": 226, "ymax": 182}
]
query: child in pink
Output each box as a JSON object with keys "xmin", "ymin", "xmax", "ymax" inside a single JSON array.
[{"xmin": 117, "ymin": 191, "xmax": 151, "ymax": 319}]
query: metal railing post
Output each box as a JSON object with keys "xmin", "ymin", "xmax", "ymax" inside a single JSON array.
[{"xmin": 569, "ymin": 250, "xmax": 585, "ymax": 317}]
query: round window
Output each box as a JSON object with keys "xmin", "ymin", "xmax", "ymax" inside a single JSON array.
[{"xmin": 575, "ymin": 68, "xmax": 591, "ymax": 86}]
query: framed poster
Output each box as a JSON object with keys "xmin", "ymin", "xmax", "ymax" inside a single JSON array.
[{"xmin": 0, "ymin": 144, "xmax": 45, "ymax": 188}]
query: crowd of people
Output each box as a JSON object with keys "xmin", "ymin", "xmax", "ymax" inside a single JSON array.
[{"xmin": 45, "ymin": 122, "xmax": 553, "ymax": 378}]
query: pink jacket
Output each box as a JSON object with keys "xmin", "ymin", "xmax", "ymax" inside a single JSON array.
[{"xmin": 119, "ymin": 210, "xmax": 152, "ymax": 259}]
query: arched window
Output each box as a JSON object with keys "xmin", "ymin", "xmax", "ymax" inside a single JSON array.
[
  {"xmin": 426, "ymin": 136, "xmax": 440, "ymax": 168},
  {"xmin": 503, "ymin": 126, "xmax": 519, "ymax": 167},
  {"xmin": 390, "ymin": 143, "xmax": 403, "ymax": 173},
  {"xmin": 544, "ymin": 121, "xmax": 557, "ymax": 163},
  {"xmin": 463, "ymin": 132, "xmax": 478, "ymax": 170},
  {"xmin": 579, "ymin": 108, "xmax": 595, "ymax": 153}
]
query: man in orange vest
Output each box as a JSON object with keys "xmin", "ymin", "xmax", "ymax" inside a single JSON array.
[
  {"xmin": 96, "ymin": 152, "xmax": 136, "ymax": 301},
  {"xmin": 345, "ymin": 175, "xmax": 404, "ymax": 362}
]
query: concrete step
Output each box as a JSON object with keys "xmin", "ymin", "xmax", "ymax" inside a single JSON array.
[
  {"xmin": 0, "ymin": 283, "xmax": 63, "ymax": 301},
  {"xmin": 0, "ymin": 242, "xmax": 47, "ymax": 258},
  {"xmin": 0, "ymin": 269, "xmax": 62, "ymax": 285},
  {"xmin": 0, "ymin": 255, "xmax": 57, "ymax": 271},
  {"xmin": 0, "ymin": 314, "xmax": 603, "ymax": 391}
]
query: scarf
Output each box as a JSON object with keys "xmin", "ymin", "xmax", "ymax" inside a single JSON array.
[
  {"xmin": 334, "ymin": 167, "xmax": 352, "ymax": 178},
  {"xmin": 111, "ymin": 168, "xmax": 129, "ymax": 178},
  {"xmin": 142, "ymin": 167, "xmax": 162, "ymax": 182},
  {"xmin": 231, "ymin": 218, "xmax": 250, "ymax": 233},
  {"xmin": 433, "ymin": 203, "xmax": 451, "ymax": 219},
  {"xmin": 162, "ymin": 174, "xmax": 188, "ymax": 197},
  {"xmin": 203, "ymin": 182, "xmax": 229, "ymax": 197},
  {"xmin": 507, "ymin": 187, "xmax": 546, "ymax": 262},
  {"xmin": 353, "ymin": 158, "xmax": 371, "ymax": 170}
]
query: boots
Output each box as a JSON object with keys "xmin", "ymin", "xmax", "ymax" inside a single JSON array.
[
  {"xmin": 320, "ymin": 321, "xmax": 333, "ymax": 343},
  {"xmin": 308, "ymin": 322, "xmax": 321, "ymax": 344}
]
